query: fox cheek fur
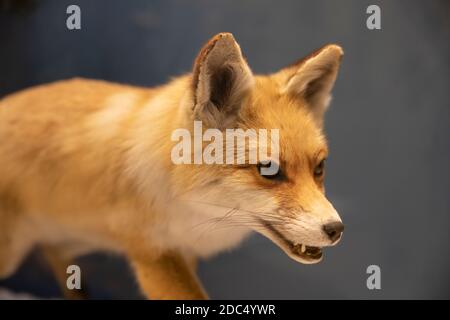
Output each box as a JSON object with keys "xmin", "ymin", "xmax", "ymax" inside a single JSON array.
[{"xmin": 0, "ymin": 32, "xmax": 343, "ymax": 299}]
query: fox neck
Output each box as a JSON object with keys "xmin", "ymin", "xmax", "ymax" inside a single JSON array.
[{"xmin": 123, "ymin": 76, "xmax": 252, "ymax": 256}]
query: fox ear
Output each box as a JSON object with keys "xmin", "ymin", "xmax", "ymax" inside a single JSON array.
[
  {"xmin": 279, "ymin": 44, "xmax": 343, "ymax": 125},
  {"xmin": 192, "ymin": 33, "xmax": 254, "ymax": 128}
]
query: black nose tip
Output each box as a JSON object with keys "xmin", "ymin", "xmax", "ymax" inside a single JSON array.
[{"xmin": 323, "ymin": 221, "xmax": 344, "ymax": 243}]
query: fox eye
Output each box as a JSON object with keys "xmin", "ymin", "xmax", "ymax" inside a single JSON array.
[
  {"xmin": 314, "ymin": 159, "xmax": 325, "ymax": 177},
  {"xmin": 257, "ymin": 161, "xmax": 285, "ymax": 181}
]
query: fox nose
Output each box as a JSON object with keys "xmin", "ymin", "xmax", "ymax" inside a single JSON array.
[{"xmin": 323, "ymin": 221, "xmax": 344, "ymax": 243}]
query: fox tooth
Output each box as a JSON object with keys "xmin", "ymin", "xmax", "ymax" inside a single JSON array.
[{"xmin": 301, "ymin": 244, "xmax": 306, "ymax": 253}]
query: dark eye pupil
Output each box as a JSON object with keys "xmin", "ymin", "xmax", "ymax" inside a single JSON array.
[
  {"xmin": 257, "ymin": 161, "xmax": 284, "ymax": 181},
  {"xmin": 314, "ymin": 160, "xmax": 325, "ymax": 176}
]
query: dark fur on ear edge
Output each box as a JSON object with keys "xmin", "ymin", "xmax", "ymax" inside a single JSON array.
[{"xmin": 191, "ymin": 33, "xmax": 254, "ymax": 128}]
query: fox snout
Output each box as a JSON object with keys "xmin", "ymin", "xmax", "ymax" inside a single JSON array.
[{"xmin": 310, "ymin": 197, "xmax": 344, "ymax": 246}]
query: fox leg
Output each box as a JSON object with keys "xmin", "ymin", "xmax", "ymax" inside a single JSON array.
[
  {"xmin": 0, "ymin": 236, "xmax": 31, "ymax": 279},
  {"xmin": 41, "ymin": 245, "xmax": 88, "ymax": 300},
  {"xmin": 129, "ymin": 250, "xmax": 208, "ymax": 300},
  {"xmin": 0, "ymin": 215, "xmax": 34, "ymax": 279}
]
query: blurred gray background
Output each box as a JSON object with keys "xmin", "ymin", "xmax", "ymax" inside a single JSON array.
[{"xmin": 0, "ymin": 0, "xmax": 449, "ymax": 299}]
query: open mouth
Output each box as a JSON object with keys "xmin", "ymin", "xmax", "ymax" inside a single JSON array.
[{"xmin": 259, "ymin": 219, "xmax": 323, "ymax": 264}]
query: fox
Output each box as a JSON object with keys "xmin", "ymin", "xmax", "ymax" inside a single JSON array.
[{"xmin": 0, "ymin": 33, "xmax": 344, "ymax": 299}]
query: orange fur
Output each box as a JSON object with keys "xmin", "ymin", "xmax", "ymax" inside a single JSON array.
[{"xmin": 0, "ymin": 33, "xmax": 343, "ymax": 299}]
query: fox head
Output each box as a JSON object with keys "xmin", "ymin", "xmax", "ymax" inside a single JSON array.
[{"xmin": 173, "ymin": 33, "xmax": 344, "ymax": 264}]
